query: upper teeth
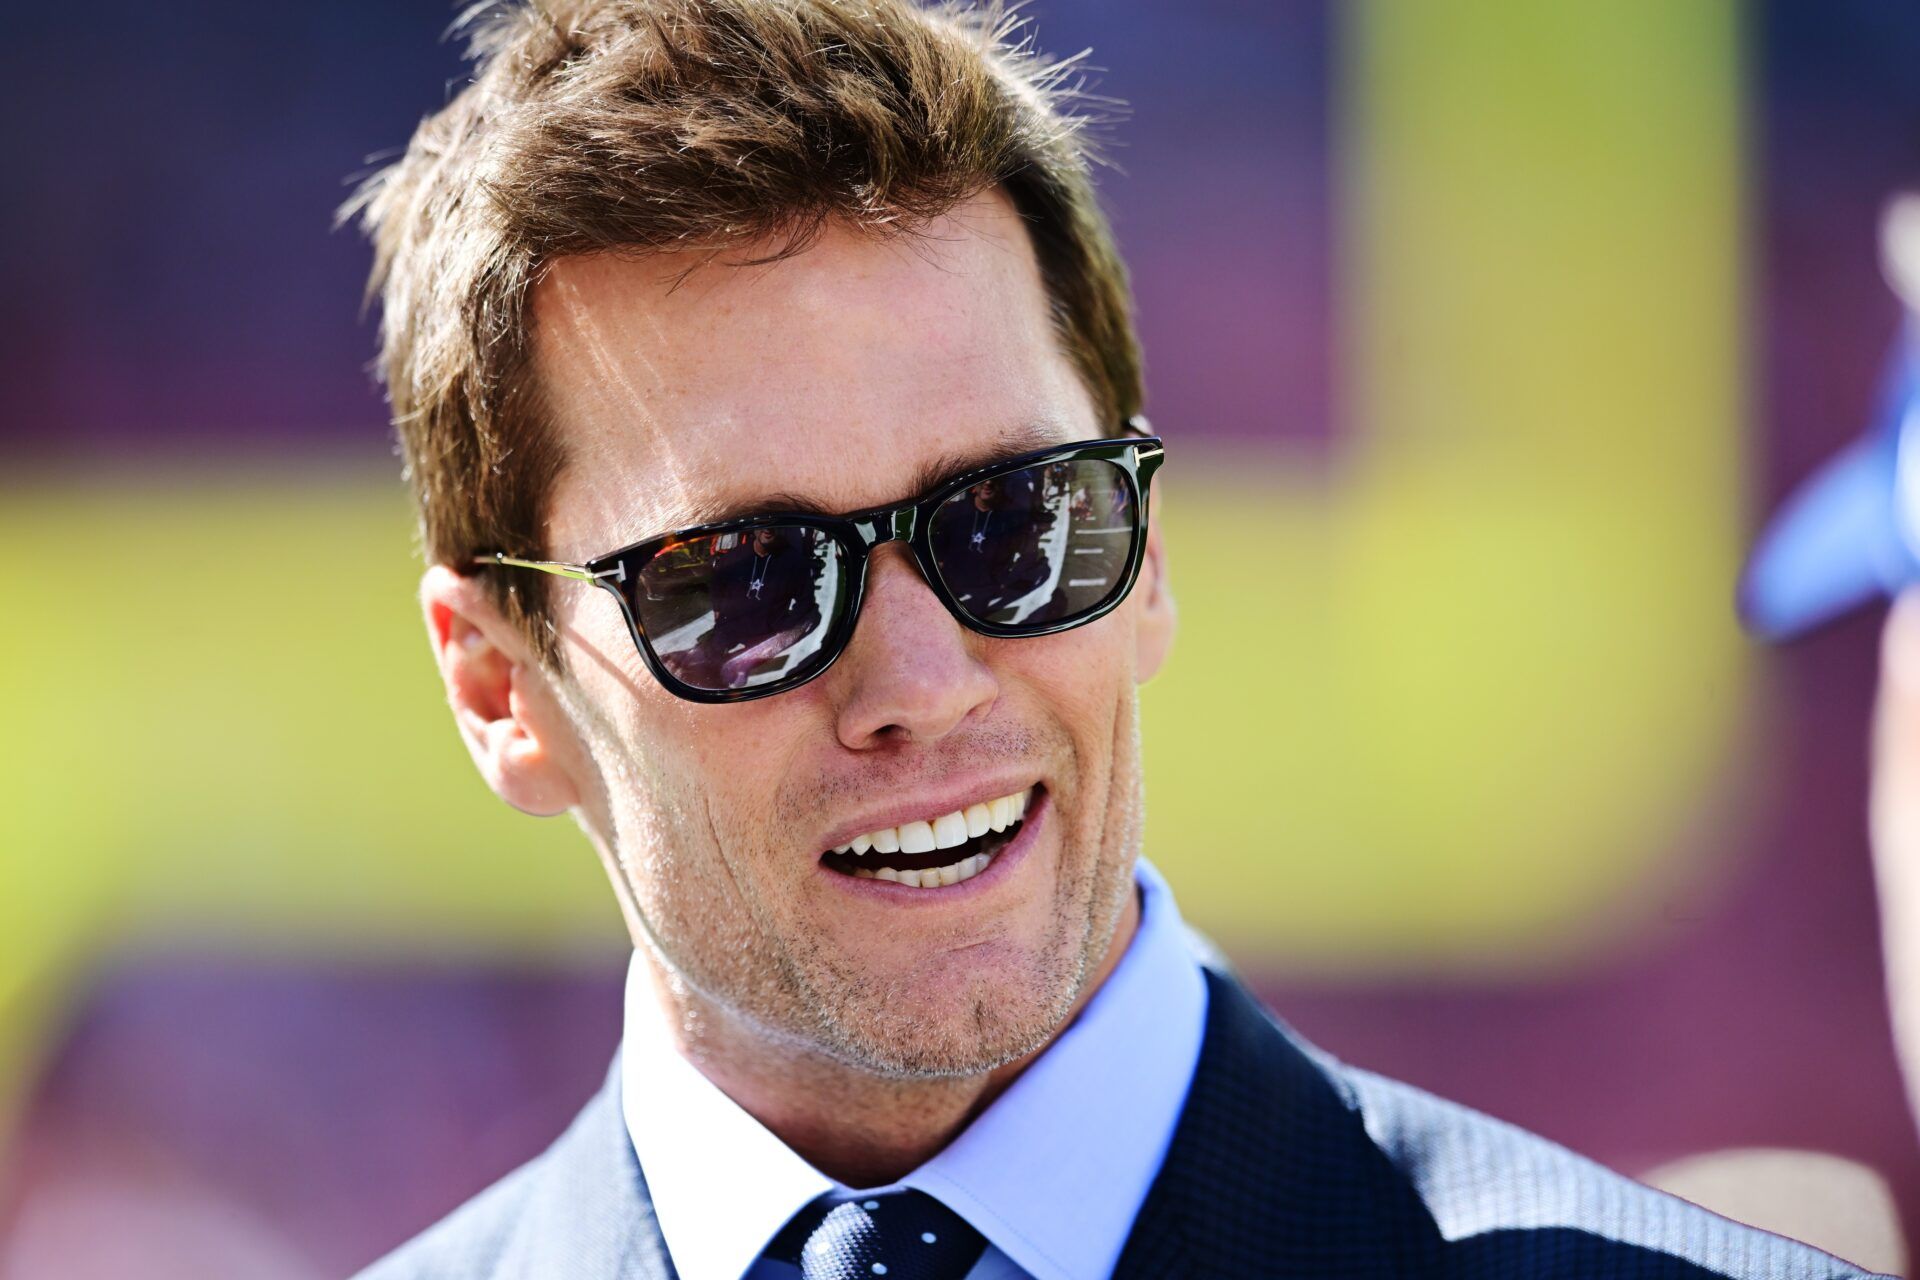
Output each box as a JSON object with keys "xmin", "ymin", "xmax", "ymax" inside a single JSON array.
[{"xmin": 832, "ymin": 787, "xmax": 1031, "ymax": 857}]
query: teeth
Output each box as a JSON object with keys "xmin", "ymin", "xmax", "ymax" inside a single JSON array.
[
  {"xmin": 855, "ymin": 852, "xmax": 994, "ymax": 889},
  {"xmin": 830, "ymin": 787, "xmax": 1032, "ymax": 868}
]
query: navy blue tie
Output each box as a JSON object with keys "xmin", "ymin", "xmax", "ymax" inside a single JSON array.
[{"xmin": 765, "ymin": 1189, "xmax": 988, "ymax": 1280}]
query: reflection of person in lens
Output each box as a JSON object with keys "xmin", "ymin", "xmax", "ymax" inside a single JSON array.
[
  {"xmin": 935, "ymin": 471, "xmax": 1053, "ymax": 618},
  {"xmin": 705, "ymin": 527, "xmax": 822, "ymax": 687}
]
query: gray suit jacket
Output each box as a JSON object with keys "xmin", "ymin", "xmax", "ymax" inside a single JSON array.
[{"xmin": 357, "ymin": 967, "xmax": 1888, "ymax": 1279}]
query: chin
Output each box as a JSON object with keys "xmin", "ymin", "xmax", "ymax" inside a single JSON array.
[{"xmin": 809, "ymin": 938, "xmax": 1087, "ymax": 1079}]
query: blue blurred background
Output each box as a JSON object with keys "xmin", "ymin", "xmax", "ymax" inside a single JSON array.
[{"xmin": 1, "ymin": 1, "xmax": 1914, "ymax": 1274}]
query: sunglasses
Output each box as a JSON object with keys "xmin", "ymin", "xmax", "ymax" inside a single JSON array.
[{"xmin": 472, "ymin": 422, "xmax": 1165, "ymax": 703}]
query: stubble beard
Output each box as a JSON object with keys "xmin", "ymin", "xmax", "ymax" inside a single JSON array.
[
  {"xmin": 634, "ymin": 807, "xmax": 1137, "ymax": 1083},
  {"xmin": 574, "ymin": 678, "xmax": 1143, "ymax": 1083},
  {"xmin": 772, "ymin": 851, "xmax": 1114, "ymax": 1080}
]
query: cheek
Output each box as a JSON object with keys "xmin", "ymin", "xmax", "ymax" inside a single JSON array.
[
  {"xmin": 553, "ymin": 619, "xmax": 711, "ymax": 885},
  {"xmin": 999, "ymin": 611, "xmax": 1137, "ymax": 730},
  {"xmin": 571, "ymin": 656, "xmax": 823, "ymax": 887},
  {"xmin": 991, "ymin": 617, "xmax": 1140, "ymax": 840}
]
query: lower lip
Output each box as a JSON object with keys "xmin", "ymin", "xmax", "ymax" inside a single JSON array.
[{"xmin": 818, "ymin": 789, "xmax": 1049, "ymax": 906}]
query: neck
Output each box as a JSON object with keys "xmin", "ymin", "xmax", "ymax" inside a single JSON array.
[{"xmin": 637, "ymin": 889, "xmax": 1140, "ymax": 1188}]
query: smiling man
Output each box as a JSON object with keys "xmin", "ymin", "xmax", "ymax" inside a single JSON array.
[{"xmin": 350, "ymin": 3, "xmax": 1882, "ymax": 1278}]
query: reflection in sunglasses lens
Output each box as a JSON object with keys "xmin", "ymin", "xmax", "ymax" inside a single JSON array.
[
  {"xmin": 928, "ymin": 458, "xmax": 1134, "ymax": 627},
  {"xmin": 633, "ymin": 525, "xmax": 846, "ymax": 692},
  {"xmin": 620, "ymin": 455, "xmax": 1137, "ymax": 696}
]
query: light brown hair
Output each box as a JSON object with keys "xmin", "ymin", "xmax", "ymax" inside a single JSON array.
[{"xmin": 347, "ymin": 0, "xmax": 1144, "ymax": 666}]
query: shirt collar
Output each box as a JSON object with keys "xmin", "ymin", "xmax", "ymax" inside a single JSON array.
[{"xmin": 621, "ymin": 858, "xmax": 1208, "ymax": 1280}]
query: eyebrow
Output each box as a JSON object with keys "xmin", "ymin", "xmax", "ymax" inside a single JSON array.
[{"xmin": 667, "ymin": 420, "xmax": 1075, "ymax": 528}]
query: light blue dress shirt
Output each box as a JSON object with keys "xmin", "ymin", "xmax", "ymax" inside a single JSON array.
[{"xmin": 619, "ymin": 857, "xmax": 1208, "ymax": 1280}]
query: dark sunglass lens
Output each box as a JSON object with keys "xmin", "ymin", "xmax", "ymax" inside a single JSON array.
[
  {"xmin": 929, "ymin": 458, "xmax": 1137, "ymax": 628},
  {"xmin": 632, "ymin": 525, "xmax": 847, "ymax": 693}
]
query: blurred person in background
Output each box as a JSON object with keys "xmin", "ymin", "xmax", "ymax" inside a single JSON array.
[
  {"xmin": 1738, "ymin": 191, "xmax": 1920, "ymax": 1274},
  {"xmin": 349, "ymin": 1, "xmax": 1882, "ymax": 1277}
]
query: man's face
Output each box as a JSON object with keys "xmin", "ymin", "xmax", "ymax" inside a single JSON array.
[{"xmin": 505, "ymin": 190, "xmax": 1171, "ymax": 1077}]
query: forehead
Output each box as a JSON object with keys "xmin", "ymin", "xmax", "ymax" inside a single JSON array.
[{"xmin": 529, "ymin": 189, "xmax": 1097, "ymax": 557}]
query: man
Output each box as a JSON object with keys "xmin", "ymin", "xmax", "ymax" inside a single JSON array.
[
  {"xmin": 351, "ymin": 2, "xmax": 1878, "ymax": 1275},
  {"xmin": 1744, "ymin": 201, "xmax": 1920, "ymax": 1107},
  {"xmin": 931, "ymin": 473, "xmax": 1058, "ymax": 622},
  {"xmin": 1740, "ymin": 192, "xmax": 1920, "ymax": 1266},
  {"xmin": 703, "ymin": 527, "xmax": 825, "ymax": 688}
]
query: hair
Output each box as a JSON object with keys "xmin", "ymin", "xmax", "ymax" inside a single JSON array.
[{"xmin": 347, "ymin": 0, "xmax": 1144, "ymax": 668}]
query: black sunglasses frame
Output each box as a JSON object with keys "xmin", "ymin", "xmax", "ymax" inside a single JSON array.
[{"xmin": 475, "ymin": 421, "xmax": 1165, "ymax": 704}]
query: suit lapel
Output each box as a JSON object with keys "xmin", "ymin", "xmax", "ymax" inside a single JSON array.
[
  {"xmin": 1112, "ymin": 967, "xmax": 1443, "ymax": 1279},
  {"xmin": 503, "ymin": 1058, "xmax": 679, "ymax": 1280}
]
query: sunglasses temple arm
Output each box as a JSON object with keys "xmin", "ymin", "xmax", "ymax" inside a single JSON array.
[{"xmin": 471, "ymin": 553, "xmax": 626, "ymax": 584}]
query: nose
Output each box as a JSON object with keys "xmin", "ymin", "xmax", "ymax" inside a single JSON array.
[{"xmin": 829, "ymin": 545, "xmax": 1000, "ymax": 749}]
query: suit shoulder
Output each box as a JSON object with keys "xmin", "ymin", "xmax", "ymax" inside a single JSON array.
[
  {"xmin": 352, "ymin": 1061, "xmax": 659, "ymax": 1280},
  {"xmin": 352, "ymin": 1149, "xmax": 548, "ymax": 1280},
  {"xmin": 1328, "ymin": 1058, "xmax": 1886, "ymax": 1279}
]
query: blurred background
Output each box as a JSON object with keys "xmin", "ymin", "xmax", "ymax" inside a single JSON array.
[{"xmin": 1, "ymin": 0, "xmax": 1915, "ymax": 1274}]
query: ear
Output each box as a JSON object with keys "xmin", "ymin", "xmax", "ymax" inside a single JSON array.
[
  {"xmin": 1134, "ymin": 502, "xmax": 1176, "ymax": 683},
  {"xmin": 420, "ymin": 564, "xmax": 583, "ymax": 817}
]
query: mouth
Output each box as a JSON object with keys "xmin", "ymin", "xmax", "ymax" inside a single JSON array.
[{"xmin": 818, "ymin": 785, "xmax": 1035, "ymax": 889}]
